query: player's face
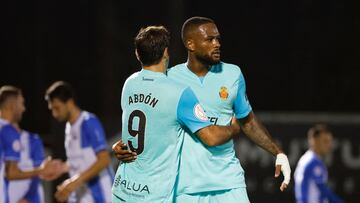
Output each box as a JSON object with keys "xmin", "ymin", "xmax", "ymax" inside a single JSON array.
[
  {"xmin": 48, "ymin": 98, "xmax": 70, "ymax": 122},
  {"xmin": 12, "ymin": 94, "xmax": 26, "ymax": 123},
  {"xmin": 192, "ymin": 23, "xmax": 221, "ymax": 65},
  {"xmin": 315, "ymin": 132, "xmax": 333, "ymax": 156}
]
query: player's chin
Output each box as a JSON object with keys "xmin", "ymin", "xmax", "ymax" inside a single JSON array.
[
  {"xmin": 210, "ymin": 58, "xmax": 221, "ymax": 65},
  {"xmin": 210, "ymin": 54, "xmax": 221, "ymax": 63}
]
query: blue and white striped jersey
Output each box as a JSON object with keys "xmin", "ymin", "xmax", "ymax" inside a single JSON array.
[{"xmin": 65, "ymin": 111, "xmax": 114, "ymax": 203}]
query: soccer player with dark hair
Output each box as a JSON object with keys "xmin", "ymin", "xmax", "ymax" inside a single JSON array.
[
  {"xmin": 45, "ymin": 81, "xmax": 114, "ymax": 203},
  {"xmin": 115, "ymin": 17, "xmax": 291, "ymax": 203},
  {"xmin": 294, "ymin": 124, "xmax": 344, "ymax": 203},
  {"xmin": 111, "ymin": 25, "xmax": 242, "ymax": 203}
]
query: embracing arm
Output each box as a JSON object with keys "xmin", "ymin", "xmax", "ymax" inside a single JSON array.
[{"xmin": 196, "ymin": 117, "xmax": 240, "ymax": 147}]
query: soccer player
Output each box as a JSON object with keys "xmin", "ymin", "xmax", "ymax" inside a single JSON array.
[
  {"xmin": 114, "ymin": 17, "xmax": 291, "ymax": 203},
  {"xmin": 294, "ymin": 124, "xmax": 344, "ymax": 203},
  {"xmin": 0, "ymin": 85, "xmax": 56, "ymax": 203},
  {"xmin": 112, "ymin": 25, "xmax": 242, "ymax": 203},
  {"xmin": 45, "ymin": 81, "xmax": 114, "ymax": 203},
  {"xmin": 7, "ymin": 123, "xmax": 46, "ymax": 203}
]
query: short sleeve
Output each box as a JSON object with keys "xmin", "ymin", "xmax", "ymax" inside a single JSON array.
[
  {"xmin": 81, "ymin": 117, "xmax": 108, "ymax": 153},
  {"xmin": 177, "ymin": 87, "xmax": 212, "ymax": 133},
  {"xmin": 234, "ymin": 72, "xmax": 252, "ymax": 119},
  {"xmin": 30, "ymin": 133, "xmax": 45, "ymax": 167},
  {"xmin": 0, "ymin": 125, "xmax": 21, "ymax": 161}
]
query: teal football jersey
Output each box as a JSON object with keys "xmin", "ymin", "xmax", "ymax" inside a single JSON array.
[
  {"xmin": 168, "ymin": 62, "xmax": 252, "ymax": 194},
  {"xmin": 112, "ymin": 69, "xmax": 211, "ymax": 203}
]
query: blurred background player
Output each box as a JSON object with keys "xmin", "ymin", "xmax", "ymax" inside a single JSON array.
[
  {"xmin": 294, "ymin": 124, "xmax": 344, "ymax": 203},
  {"xmin": 7, "ymin": 124, "xmax": 46, "ymax": 203},
  {"xmin": 112, "ymin": 25, "xmax": 241, "ymax": 203},
  {"xmin": 0, "ymin": 85, "xmax": 57, "ymax": 203},
  {"xmin": 45, "ymin": 81, "xmax": 114, "ymax": 203}
]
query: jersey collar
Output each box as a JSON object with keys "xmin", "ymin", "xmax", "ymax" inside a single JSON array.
[{"xmin": 140, "ymin": 69, "xmax": 167, "ymax": 78}]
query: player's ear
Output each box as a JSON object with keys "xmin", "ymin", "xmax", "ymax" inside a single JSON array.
[
  {"xmin": 186, "ymin": 39, "xmax": 195, "ymax": 52},
  {"xmin": 135, "ymin": 49, "xmax": 140, "ymax": 61},
  {"xmin": 163, "ymin": 48, "xmax": 169, "ymax": 59}
]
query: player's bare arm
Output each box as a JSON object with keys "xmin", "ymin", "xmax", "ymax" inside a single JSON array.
[
  {"xmin": 55, "ymin": 150, "xmax": 111, "ymax": 202},
  {"xmin": 196, "ymin": 117, "xmax": 241, "ymax": 146},
  {"xmin": 238, "ymin": 111, "xmax": 291, "ymax": 191},
  {"xmin": 5, "ymin": 157, "xmax": 57, "ymax": 180}
]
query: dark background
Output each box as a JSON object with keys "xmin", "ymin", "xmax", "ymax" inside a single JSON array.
[{"xmin": 1, "ymin": 0, "xmax": 359, "ymax": 202}]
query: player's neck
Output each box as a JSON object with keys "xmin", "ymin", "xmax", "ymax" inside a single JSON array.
[
  {"xmin": 186, "ymin": 56, "xmax": 210, "ymax": 76},
  {"xmin": 0, "ymin": 110, "xmax": 15, "ymax": 124},
  {"xmin": 311, "ymin": 148, "xmax": 324, "ymax": 158},
  {"xmin": 68, "ymin": 106, "xmax": 81, "ymax": 125},
  {"xmin": 143, "ymin": 63, "xmax": 167, "ymax": 74}
]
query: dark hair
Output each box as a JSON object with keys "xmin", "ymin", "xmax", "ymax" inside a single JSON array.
[
  {"xmin": 307, "ymin": 124, "xmax": 331, "ymax": 139},
  {"xmin": 181, "ymin": 16, "xmax": 215, "ymax": 43},
  {"xmin": 0, "ymin": 86, "xmax": 22, "ymax": 108},
  {"xmin": 45, "ymin": 81, "xmax": 76, "ymax": 103},
  {"xmin": 134, "ymin": 26, "xmax": 170, "ymax": 67}
]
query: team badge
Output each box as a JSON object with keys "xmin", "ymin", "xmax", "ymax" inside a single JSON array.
[
  {"xmin": 12, "ymin": 140, "xmax": 21, "ymax": 152},
  {"xmin": 219, "ymin": 86, "xmax": 229, "ymax": 100},
  {"xmin": 194, "ymin": 104, "xmax": 209, "ymax": 121}
]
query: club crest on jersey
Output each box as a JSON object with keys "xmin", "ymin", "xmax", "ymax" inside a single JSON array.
[
  {"xmin": 194, "ymin": 104, "xmax": 208, "ymax": 121},
  {"xmin": 219, "ymin": 86, "xmax": 229, "ymax": 100},
  {"xmin": 12, "ymin": 140, "xmax": 21, "ymax": 152}
]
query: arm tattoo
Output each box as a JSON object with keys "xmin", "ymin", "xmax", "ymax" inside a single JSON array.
[{"xmin": 239, "ymin": 112, "xmax": 282, "ymax": 156}]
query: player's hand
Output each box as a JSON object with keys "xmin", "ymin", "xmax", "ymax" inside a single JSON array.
[
  {"xmin": 274, "ymin": 153, "xmax": 291, "ymax": 191},
  {"xmin": 40, "ymin": 159, "xmax": 68, "ymax": 181},
  {"xmin": 230, "ymin": 117, "xmax": 241, "ymax": 135},
  {"xmin": 18, "ymin": 199, "xmax": 30, "ymax": 203},
  {"xmin": 55, "ymin": 176, "xmax": 82, "ymax": 202},
  {"xmin": 112, "ymin": 140, "xmax": 137, "ymax": 162}
]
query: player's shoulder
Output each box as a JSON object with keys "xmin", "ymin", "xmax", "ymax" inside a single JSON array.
[
  {"xmin": 0, "ymin": 123, "xmax": 19, "ymax": 136},
  {"xmin": 218, "ymin": 62, "xmax": 243, "ymax": 77},
  {"xmin": 81, "ymin": 111, "xmax": 103, "ymax": 129},
  {"xmin": 82, "ymin": 111, "xmax": 99, "ymax": 123},
  {"xmin": 167, "ymin": 63, "xmax": 187, "ymax": 75},
  {"xmin": 302, "ymin": 151, "xmax": 323, "ymax": 170},
  {"xmin": 124, "ymin": 70, "xmax": 142, "ymax": 85}
]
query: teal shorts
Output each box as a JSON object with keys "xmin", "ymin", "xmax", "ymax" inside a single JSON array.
[{"xmin": 175, "ymin": 187, "xmax": 250, "ymax": 203}]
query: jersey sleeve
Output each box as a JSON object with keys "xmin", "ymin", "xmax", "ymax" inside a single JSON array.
[
  {"xmin": 30, "ymin": 133, "xmax": 45, "ymax": 167},
  {"xmin": 177, "ymin": 87, "xmax": 212, "ymax": 133},
  {"xmin": 234, "ymin": 71, "xmax": 252, "ymax": 119},
  {"xmin": 81, "ymin": 117, "xmax": 108, "ymax": 153},
  {"xmin": 1, "ymin": 125, "xmax": 21, "ymax": 161}
]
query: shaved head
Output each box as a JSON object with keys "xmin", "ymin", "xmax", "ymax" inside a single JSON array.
[{"xmin": 181, "ymin": 16, "xmax": 214, "ymax": 44}]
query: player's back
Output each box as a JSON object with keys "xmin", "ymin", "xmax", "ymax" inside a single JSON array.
[
  {"xmin": 294, "ymin": 150, "xmax": 328, "ymax": 203},
  {"xmin": 113, "ymin": 69, "xmax": 188, "ymax": 203}
]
